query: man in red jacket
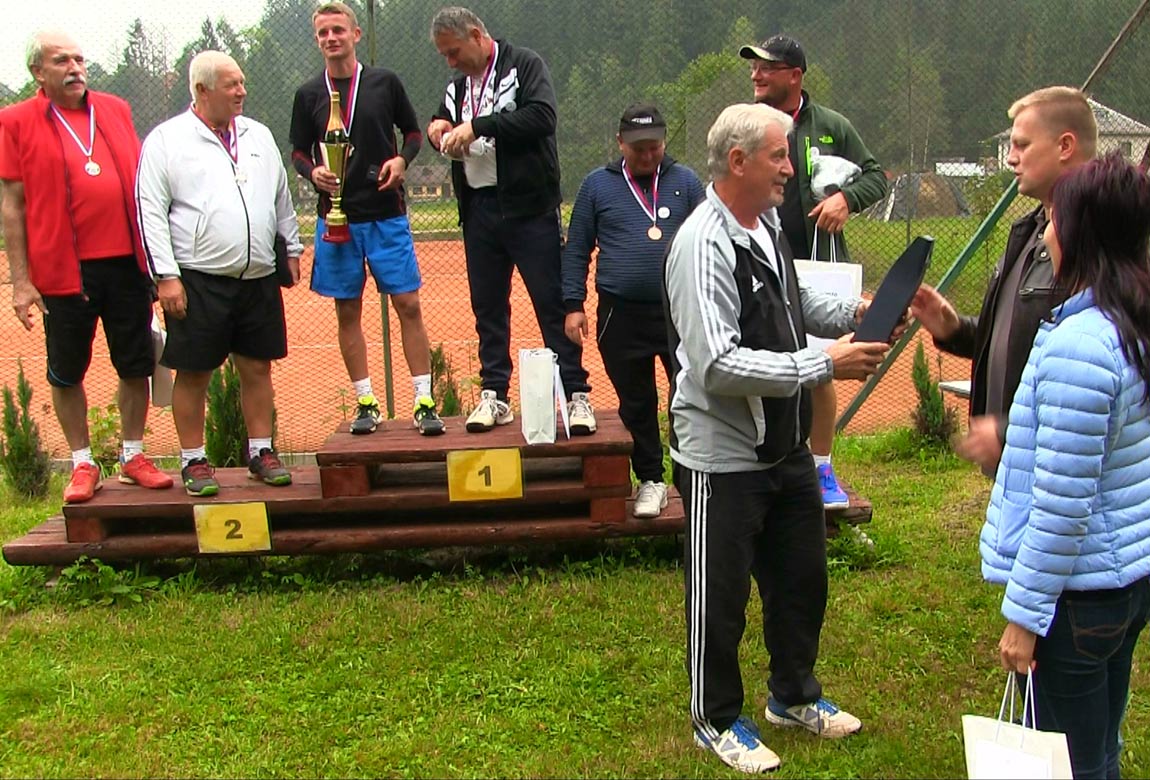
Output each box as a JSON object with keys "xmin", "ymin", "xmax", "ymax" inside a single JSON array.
[{"xmin": 0, "ymin": 31, "xmax": 172, "ymax": 503}]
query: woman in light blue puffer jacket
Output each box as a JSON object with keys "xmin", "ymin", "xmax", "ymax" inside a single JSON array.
[{"xmin": 981, "ymin": 152, "xmax": 1150, "ymax": 779}]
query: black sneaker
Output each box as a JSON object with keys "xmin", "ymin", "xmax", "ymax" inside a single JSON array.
[
  {"xmin": 182, "ymin": 457, "xmax": 219, "ymax": 497},
  {"xmin": 350, "ymin": 394, "xmax": 382, "ymax": 435},
  {"xmin": 413, "ymin": 395, "xmax": 445, "ymax": 436},
  {"xmin": 248, "ymin": 448, "xmax": 292, "ymax": 486}
]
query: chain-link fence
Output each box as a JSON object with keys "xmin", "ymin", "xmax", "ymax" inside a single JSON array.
[{"xmin": 2, "ymin": 0, "xmax": 1149, "ymax": 457}]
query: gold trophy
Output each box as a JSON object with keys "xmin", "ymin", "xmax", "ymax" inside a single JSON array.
[{"xmin": 320, "ymin": 91, "xmax": 352, "ymax": 243}]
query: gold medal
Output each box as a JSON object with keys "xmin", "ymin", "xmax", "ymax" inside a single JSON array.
[
  {"xmin": 84, "ymin": 160, "xmax": 101, "ymax": 176},
  {"xmin": 647, "ymin": 225, "xmax": 663, "ymax": 241}
]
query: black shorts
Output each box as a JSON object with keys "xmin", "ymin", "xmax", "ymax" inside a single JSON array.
[
  {"xmin": 42, "ymin": 255, "xmax": 155, "ymax": 388},
  {"xmin": 161, "ymin": 269, "xmax": 287, "ymax": 372}
]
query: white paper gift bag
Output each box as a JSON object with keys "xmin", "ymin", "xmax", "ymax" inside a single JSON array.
[
  {"xmin": 518, "ymin": 348, "xmax": 568, "ymax": 444},
  {"xmin": 962, "ymin": 671, "xmax": 1072, "ymax": 780},
  {"xmin": 793, "ymin": 229, "xmax": 863, "ymax": 350},
  {"xmin": 150, "ymin": 313, "xmax": 174, "ymax": 408}
]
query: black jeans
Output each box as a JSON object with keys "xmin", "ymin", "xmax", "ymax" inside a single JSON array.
[
  {"xmin": 461, "ymin": 190, "xmax": 589, "ymax": 399},
  {"xmin": 675, "ymin": 448, "xmax": 828, "ymax": 736},
  {"xmin": 596, "ymin": 294, "xmax": 670, "ymax": 483},
  {"xmin": 1018, "ymin": 578, "xmax": 1150, "ymax": 779}
]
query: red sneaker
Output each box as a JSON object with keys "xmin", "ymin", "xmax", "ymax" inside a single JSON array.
[
  {"xmin": 64, "ymin": 463, "xmax": 103, "ymax": 503},
  {"xmin": 118, "ymin": 453, "xmax": 175, "ymax": 489}
]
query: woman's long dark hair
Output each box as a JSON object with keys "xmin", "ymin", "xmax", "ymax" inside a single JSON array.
[{"xmin": 1051, "ymin": 152, "xmax": 1150, "ymax": 400}]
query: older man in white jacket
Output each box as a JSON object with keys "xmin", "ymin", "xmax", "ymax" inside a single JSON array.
[{"xmin": 137, "ymin": 50, "xmax": 303, "ymax": 498}]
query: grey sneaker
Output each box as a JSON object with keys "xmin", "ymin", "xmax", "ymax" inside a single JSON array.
[
  {"xmin": 413, "ymin": 395, "xmax": 446, "ymax": 436},
  {"xmin": 764, "ymin": 696, "xmax": 861, "ymax": 739},
  {"xmin": 350, "ymin": 394, "xmax": 382, "ymax": 435},
  {"xmin": 181, "ymin": 458, "xmax": 219, "ymax": 497},
  {"xmin": 694, "ymin": 715, "xmax": 781, "ymax": 773},
  {"xmin": 466, "ymin": 390, "xmax": 513, "ymax": 432},
  {"xmin": 248, "ymin": 448, "xmax": 292, "ymax": 487}
]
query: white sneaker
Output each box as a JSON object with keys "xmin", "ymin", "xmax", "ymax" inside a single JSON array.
[
  {"xmin": 764, "ymin": 696, "xmax": 862, "ymax": 739},
  {"xmin": 567, "ymin": 391, "xmax": 597, "ymax": 436},
  {"xmin": 694, "ymin": 716, "xmax": 781, "ymax": 773},
  {"xmin": 466, "ymin": 390, "xmax": 514, "ymax": 433},
  {"xmin": 633, "ymin": 481, "xmax": 668, "ymax": 518}
]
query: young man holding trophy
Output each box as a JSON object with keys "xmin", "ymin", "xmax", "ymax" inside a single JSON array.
[{"xmin": 290, "ymin": 1, "xmax": 444, "ymax": 437}]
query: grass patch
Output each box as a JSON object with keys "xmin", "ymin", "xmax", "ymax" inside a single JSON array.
[{"xmin": 1, "ymin": 431, "xmax": 1148, "ymax": 777}]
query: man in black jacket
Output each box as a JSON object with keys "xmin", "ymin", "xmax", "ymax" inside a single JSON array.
[
  {"xmin": 912, "ymin": 86, "xmax": 1096, "ymax": 475},
  {"xmin": 427, "ymin": 6, "xmax": 595, "ymax": 436}
]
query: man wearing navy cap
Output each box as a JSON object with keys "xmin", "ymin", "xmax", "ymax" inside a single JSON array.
[
  {"xmin": 562, "ymin": 104, "xmax": 704, "ymax": 518},
  {"xmin": 740, "ymin": 34, "xmax": 886, "ymax": 510}
]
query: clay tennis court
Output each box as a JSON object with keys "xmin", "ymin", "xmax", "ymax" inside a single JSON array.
[{"xmin": 0, "ymin": 242, "xmax": 971, "ymax": 458}]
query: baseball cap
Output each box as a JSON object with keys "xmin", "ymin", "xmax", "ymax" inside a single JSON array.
[
  {"xmin": 739, "ymin": 34, "xmax": 807, "ymax": 73},
  {"xmin": 618, "ymin": 103, "xmax": 667, "ymax": 143}
]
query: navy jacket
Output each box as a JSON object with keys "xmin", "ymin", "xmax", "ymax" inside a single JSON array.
[{"xmin": 562, "ymin": 154, "xmax": 704, "ymax": 308}]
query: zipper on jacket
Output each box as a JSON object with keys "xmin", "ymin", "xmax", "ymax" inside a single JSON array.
[
  {"xmin": 232, "ymin": 162, "xmax": 253, "ymax": 279},
  {"xmin": 760, "ymin": 229, "xmax": 807, "ymax": 452}
]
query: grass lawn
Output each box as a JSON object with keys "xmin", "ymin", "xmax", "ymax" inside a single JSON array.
[{"xmin": 2, "ymin": 430, "xmax": 1147, "ymax": 777}]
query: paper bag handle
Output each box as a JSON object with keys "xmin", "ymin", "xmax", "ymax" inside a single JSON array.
[
  {"xmin": 812, "ymin": 227, "xmax": 838, "ymax": 264},
  {"xmin": 995, "ymin": 669, "xmax": 1039, "ymax": 746}
]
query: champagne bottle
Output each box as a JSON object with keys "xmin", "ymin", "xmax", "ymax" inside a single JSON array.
[{"xmin": 325, "ymin": 92, "xmax": 348, "ymax": 144}]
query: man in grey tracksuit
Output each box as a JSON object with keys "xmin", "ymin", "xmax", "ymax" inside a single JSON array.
[{"xmin": 664, "ymin": 103, "xmax": 887, "ymax": 772}]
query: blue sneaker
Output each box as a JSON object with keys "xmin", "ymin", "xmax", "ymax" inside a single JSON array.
[
  {"xmin": 817, "ymin": 463, "xmax": 850, "ymax": 509},
  {"xmin": 693, "ymin": 715, "xmax": 781, "ymax": 773},
  {"xmin": 764, "ymin": 696, "xmax": 862, "ymax": 739}
]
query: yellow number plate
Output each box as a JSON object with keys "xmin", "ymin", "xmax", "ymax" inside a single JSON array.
[
  {"xmin": 446, "ymin": 448, "xmax": 524, "ymax": 502},
  {"xmin": 193, "ymin": 502, "xmax": 272, "ymax": 554}
]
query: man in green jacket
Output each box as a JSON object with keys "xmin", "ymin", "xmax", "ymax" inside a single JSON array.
[{"xmin": 740, "ymin": 34, "xmax": 887, "ymax": 508}]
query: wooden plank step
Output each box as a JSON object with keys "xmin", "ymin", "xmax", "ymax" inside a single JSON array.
[
  {"xmin": 3, "ymin": 498, "xmax": 687, "ymax": 566},
  {"xmin": 62, "ymin": 466, "xmax": 629, "ymax": 522},
  {"xmin": 316, "ymin": 411, "xmax": 633, "ymax": 466}
]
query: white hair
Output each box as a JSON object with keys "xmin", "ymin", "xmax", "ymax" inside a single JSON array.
[
  {"xmin": 26, "ymin": 30, "xmax": 79, "ymax": 72},
  {"xmin": 706, "ymin": 103, "xmax": 794, "ymax": 179},
  {"xmin": 188, "ymin": 50, "xmax": 240, "ymax": 101}
]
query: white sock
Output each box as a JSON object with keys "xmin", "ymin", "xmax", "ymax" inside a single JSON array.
[
  {"xmin": 121, "ymin": 440, "xmax": 143, "ymax": 462},
  {"xmin": 249, "ymin": 437, "xmax": 272, "ymax": 460},
  {"xmin": 181, "ymin": 447, "xmax": 207, "ymax": 468},
  {"xmin": 413, "ymin": 373, "xmax": 432, "ymax": 400},
  {"xmin": 72, "ymin": 447, "xmax": 96, "ymax": 469},
  {"xmin": 813, "ymin": 454, "xmax": 831, "ymax": 468},
  {"xmin": 353, "ymin": 378, "xmax": 373, "ymax": 399}
]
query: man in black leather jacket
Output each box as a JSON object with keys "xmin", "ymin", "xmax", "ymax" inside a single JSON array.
[{"xmin": 912, "ymin": 87, "xmax": 1096, "ymax": 476}]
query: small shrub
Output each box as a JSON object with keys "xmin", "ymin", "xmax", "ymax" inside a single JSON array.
[
  {"xmin": 430, "ymin": 344, "xmax": 462, "ymax": 417},
  {"xmin": 0, "ymin": 360, "xmax": 52, "ymax": 499},
  {"xmin": 206, "ymin": 358, "xmax": 248, "ymax": 467},
  {"xmin": 911, "ymin": 341, "xmax": 958, "ymax": 445},
  {"xmin": 88, "ymin": 403, "xmax": 122, "ymax": 477},
  {"xmin": 54, "ymin": 556, "xmax": 160, "ymax": 607}
]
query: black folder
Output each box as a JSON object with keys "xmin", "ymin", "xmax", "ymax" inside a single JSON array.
[{"xmin": 853, "ymin": 236, "xmax": 933, "ymax": 343}]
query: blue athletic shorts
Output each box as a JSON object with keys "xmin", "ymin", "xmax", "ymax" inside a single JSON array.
[{"xmin": 311, "ymin": 215, "xmax": 422, "ymax": 299}]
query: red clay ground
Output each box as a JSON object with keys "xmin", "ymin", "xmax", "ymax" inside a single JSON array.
[{"xmin": 0, "ymin": 244, "xmax": 971, "ymax": 457}]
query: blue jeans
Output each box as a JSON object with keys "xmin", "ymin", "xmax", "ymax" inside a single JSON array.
[{"xmin": 1019, "ymin": 578, "xmax": 1150, "ymax": 779}]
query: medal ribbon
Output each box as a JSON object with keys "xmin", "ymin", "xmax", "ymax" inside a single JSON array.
[
  {"xmin": 324, "ymin": 61, "xmax": 363, "ymax": 134},
  {"xmin": 621, "ymin": 160, "xmax": 660, "ymax": 226},
  {"xmin": 467, "ymin": 41, "xmax": 499, "ymax": 120},
  {"xmin": 51, "ymin": 102, "xmax": 95, "ymax": 162}
]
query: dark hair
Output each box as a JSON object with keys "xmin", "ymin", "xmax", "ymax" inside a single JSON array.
[{"xmin": 1051, "ymin": 151, "xmax": 1150, "ymax": 399}]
